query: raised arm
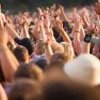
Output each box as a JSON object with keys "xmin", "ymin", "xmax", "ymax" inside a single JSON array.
[
  {"xmin": 54, "ymin": 18, "xmax": 72, "ymax": 44},
  {"xmin": 5, "ymin": 22, "xmax": 21, "ymax": 39},
  {"xmin": 95, "ymin": 2, "xmax": 100, "ymax": 15},
  {"xmin": 1, "ymin": 13, "xmax": 21, "ymax": 39},
  {"xmin": 40, "ymin": 15, "xmax": 53, "ymax": 60},
  {"xmin": 59, "ymin": 5, "xmax": 68, "ymax": 22},
  {"xmin": 0, "ymin": 14, "xmax": 19, "ymax": 82},
  {"xmin": 44, "ymin": 39, "xmax": 53, "ymax": 61},
  {"xmin": 81, "ymin": 23, "xmax": 95, "ymax": 53}
]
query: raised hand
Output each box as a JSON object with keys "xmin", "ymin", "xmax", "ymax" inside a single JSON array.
[
  {"xmin": 95, "ymin": 3, "xmax": 100, "ymax": 15},
  {"xmin": 0, "ymin": 13, "xmax": 8, "ymax": 46},
  {"xmin": 44, "ymin": 14, "xmax": 51, "ymax": 29},
  {"xmin": 86, "ymin": 23, "xmax": 96, "ymax": 35},
  {"xmin": 59, "ymin": 5, "xmax": 64, "ymax": 11},
  {"xmin": 54, "ymin": 17, "xmax": 63, "ymax": 30},
  {"xmin": 80, "ymin": 7, "xmax": 91, "ymax": 27},
  {"xmin": 94, "ymin": 25, "xmax": 100, "ymax": 37},
  {"xmin": 37, "ymin": 7, "xmax": 43, "ymax": 16},
  {"xmin": 51, "ymin": 4, "xmax": 56, "ymax": 11}
]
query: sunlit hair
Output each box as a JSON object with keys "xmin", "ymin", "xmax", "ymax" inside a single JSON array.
[
  {"xmin": 15, "ymin": 63, "xmax": 44, "ymax": 82},
  {"xmin": 13, "ymin": 45, "xmax": 29, "ymax": 63}
]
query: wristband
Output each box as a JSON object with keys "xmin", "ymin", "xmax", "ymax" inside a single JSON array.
[{"xmin": 84, "ymin": 34, "xmax": 92, "ymax": 43}]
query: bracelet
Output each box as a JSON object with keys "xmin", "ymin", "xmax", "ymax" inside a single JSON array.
[{"xmin": 84, "ymin": 34, "xmax": 92, "ymax": 43}]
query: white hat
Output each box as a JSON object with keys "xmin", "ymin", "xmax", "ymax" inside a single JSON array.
[{"xmin": 64, "ymin": 54, "xmax": 100, "ymax": 86}]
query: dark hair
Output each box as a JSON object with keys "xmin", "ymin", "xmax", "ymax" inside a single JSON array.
[
  {"xmin": 15, "ymin": 38, "xmax": 34, "ymax": 55},
  {"xmin": 43, "ymin": 78, "xmax": 100, "ymax": 100},
  {"xmin": 36, "ymin": 59, "xmax": 48, "ymax": 71},
  {"xmin": 52, "ymin": 27, "xmax": 63, "ymax": 43},
  {"xmin": 8, "ymin": 79, "xmax": 42, "ymax": 100},
  {"xmin": 63, "ymin": 21, "xmax": 72, "ymax": 34},
  {"xmin": 0, "ymin": 66, "xmax": 5, "ymax": 82},
  {"xmin": 13, "ymin": 46, "xmax": 29, "ymax": 63},
  {"xmin": 21, "ymin": 38, "xmax": 34, "ymax": 55},
  {"xmin": 42, "ymin": 68, "xmax": 100, "ymax": 100}
]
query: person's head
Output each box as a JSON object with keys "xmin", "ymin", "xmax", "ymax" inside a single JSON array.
[
  {"xmin": 8, "ymin": 79, "xmax": 42, "ymax": 100},
  {"xmin": 48, "ymin": 60, "xmax": 64, "ymax": 70},
  {"xmin": 51, "ymin": 43, "xmax": 64, "ymax": 54},
  {"xmin": 43, "ymin": 79, "xmax": 100, "ymax": 100},
  {"xmin": 48, "ymin": 53, "xmax": 67, "ymax": 70},
  {"xmin": 51, "ymin": 51, "xmax": 73, "ymax": 63},
  {"xmin": 15, "ymin": 63, "xmax": 44, "ymax": 82},
  {"xmin": 64, "ymin": 54, "xmax": 100, "ymax": 86},
  {"xmin": 13, "ymin": 46, "xmax": 29, "ymax": 63},
  {"xmin": 36, "ymin": 59, "xmax": 48, "ymax": 71},
  {"xmin": 18, "ymin": 38, "xmax": 34, "ymax": 55},
  {"xmin": 34, "ymin": 40, "xmax": 45, "ymax": 55},
  {"xmin": 42, "ymin": 68, "xmax": 100, "ymax": 100}
]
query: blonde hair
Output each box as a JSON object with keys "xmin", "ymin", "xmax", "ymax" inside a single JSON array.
[{"xmin": 51, "ymin": 43, "xmax": 64, "ymax": 54}]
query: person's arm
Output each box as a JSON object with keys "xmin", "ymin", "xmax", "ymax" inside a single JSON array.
[
  {"xmin": 1, "ymin": 12, "xmax": 20, "ymax": 39},
  {"xmin": 54, "ymin": 18, "xmax": 72, "ymax": 44},
  {"xmin": 23, "ymin": 22, "xmax": 30, "ymax": 38},
  {"xmin": 81, "ymin": 40, "xmax": 91, "ymax": 53},
  {"xmin": 81, "ymin": 24, "xmax": 95, "ymax": 54},
  {"xmin": 72, "ymin": 16, "xmax": 82, "ymax": 55},
  {"xmin": 73, "ymin": 30, "xmax": 81, "ymax": 55},
  {"xmin": 5, "ymin": 23, "xmax": 20, "ymax": 39},
  {"xmin": 59, "ymin": 5, "xmax": 68, "ymax": 22},
  {"xmin": 0, "ymin": 45, "xmax": 19, "ymax": 82},
  {"xmin": 39, "ymin": 19, "xmax": 47, "ymax": 41},
  {"xmin": 0, "ymin": 14, "xmax": 19, "ymax": 82},
  {"xmin": 44, "ymin": 42, "xmax": 53, "ymax": 61},
  {"xmin": 8, "ymin": 35, "xmax": 17, "ymax": 48},
  {"xmin": 0, "ymin": 84, "xmax": 8, "ymax": 100},
  {"xmin": 40, "ymin": 19, "xmax": 53, "ymax": 60},
  {"xmin": 58, "ymin": 28, "xmax": 71, "ymax": 44},
  {"xmin": 95, "ymin": 2, "xmax": 100, "ymax": 15},
  {"xmin": 81, "ymin": 8, "xmax": 91, "ymax": 27},
  {"xmin": 21, "ymin": 16, "xmax": 31, "ymax": 39}
]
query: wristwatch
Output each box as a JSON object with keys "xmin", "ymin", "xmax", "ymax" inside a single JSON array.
[{"xmin": 84, "ymin": 34, "xmax": 92, "ymax": 43}]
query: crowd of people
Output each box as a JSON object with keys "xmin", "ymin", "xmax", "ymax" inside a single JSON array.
[{"xmin": 0, "ymin": 2, "xmax": 100, "ymax": 100}]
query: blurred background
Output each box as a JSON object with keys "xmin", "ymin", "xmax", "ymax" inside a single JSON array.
[{"xmin": 0, "ymin": 0, "xmax": 98, "ymax": 11}]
